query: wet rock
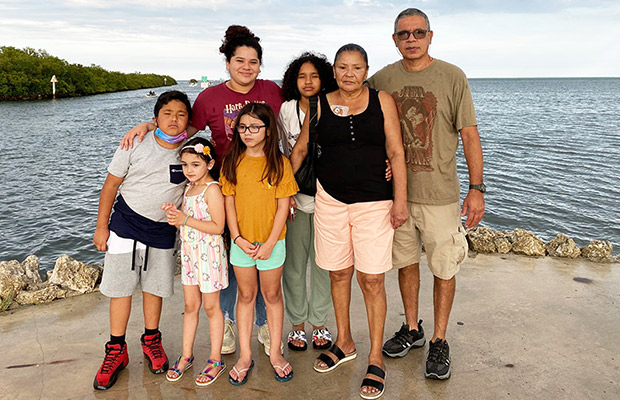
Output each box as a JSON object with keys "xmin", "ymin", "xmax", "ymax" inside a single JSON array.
[
  {"xmin": 47, "ymin": 254, "xmax": 100, "ymax": 294},
  {"xmin": 546, "ymin": 234, "xmax": 581, "ymax": 258},
  {"xmin": 15, "ymin": 283, "xmax": 67, "ymax": 305},
  {"xmin": 467, "ymin": 226, "xmax": 497, "ymax": 253},
  {"xmin": 0, "ymin": 256, "xmax": 43, "ymax": 299},
  {"xmin": 581, "ymin": 240, "xmax": 613, "ymax": 260},
  {"xmin": 511, "ymin": 228, "xmax": 545, "ymax": 257}
]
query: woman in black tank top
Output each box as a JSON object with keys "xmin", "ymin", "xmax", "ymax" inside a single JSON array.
[{"xmin": 290, "ymin": 44, "xmax": 408, "ymax": 399}]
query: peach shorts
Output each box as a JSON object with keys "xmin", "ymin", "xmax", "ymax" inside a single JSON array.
[{"xmin": 314, "ymin": 182, "xmax": 394, "ymax": 275}]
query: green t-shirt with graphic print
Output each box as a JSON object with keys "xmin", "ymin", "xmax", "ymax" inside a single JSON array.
[{"xmin": 368, "ymin": 59, "xmax": 477, "ymax": 205}]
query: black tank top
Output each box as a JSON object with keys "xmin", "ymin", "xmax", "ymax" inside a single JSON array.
[{"xmin": 316, "ymin": 88, "xmax": 392, "ymax": 204}]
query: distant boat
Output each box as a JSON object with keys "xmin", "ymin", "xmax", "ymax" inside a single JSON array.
[
  {"xmin": 189, "ymin": 82, "xmax": 197, "ymax": 87},
  {"xmin": 145, "ymin": 91, "xmax": 156, "ymax": 98}
]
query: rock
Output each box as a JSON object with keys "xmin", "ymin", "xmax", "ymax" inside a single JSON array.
[
  {"xmin": 467, "ymin": 227, "xmax": 514, "ymax": 254},
  {"xmin": 15, "ymin": 283, "xmax": 67, "ymax": 305},
  {"xmin": 581, "ymin": 240, "xmax": 613, "ymax": 260},
  {"xmin": 47, "ymin": 254, "xmax": 100, "ymax": 294},
  {"xmin": 511, "ymin": 228, "xmax": 546, "ymax": 257},
  {"xmin": 0, "ymin": 256, "xmax": 43, "ymax": 299},
  {"xmin": 467, "ymin": 226, "xmax": 497, "ymax": 253},
  {"xmin": 545, "ymin": 234, "xmax": 581, "ymax": 258},
  {"xmin": 494, "ymin": 231, "xmax": 514, "ymax": 254}
]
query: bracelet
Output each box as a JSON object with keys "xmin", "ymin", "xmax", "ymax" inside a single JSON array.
[
  {"xmin": 182, "ymin": 215, "xmax": 190, "ymax": 226},
  {"xmin": 233, "ymin": 234, "xmax": 241, "ymax": 244}
]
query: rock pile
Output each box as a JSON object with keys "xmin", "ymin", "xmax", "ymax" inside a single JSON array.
[
  {"xmin": 0, "ymin": 231, "xmax": 617, "ymax": 312},
  {"xmin": 0, "ymin": 254, "xmax": 101, "ymax": 310},
  {"xmin": 467, "ymin": 226, "xmax": 615, "ymax": 262}
]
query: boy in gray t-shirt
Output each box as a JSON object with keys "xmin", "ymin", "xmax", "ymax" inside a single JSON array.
[{"xmin": 92, "ymin": 90, "xmax": 191, "ymax": 390}]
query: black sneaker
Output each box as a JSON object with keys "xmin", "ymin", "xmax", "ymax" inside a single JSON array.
[
  {"xmin": 425, "ymin": 338, "xmax": 451, "ymax": 380},
  {"xmin": 382, "ymin": 320, "xmax": 425, "ymax": 358}
]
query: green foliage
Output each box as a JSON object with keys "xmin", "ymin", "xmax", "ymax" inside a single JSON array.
[
  {"xmin": 0, "ymin": 288, "xmax": 16, "ymax": 312},
  {"xmin": 0, "ymin": 46, "xmax": 177, "ymax": 100}
]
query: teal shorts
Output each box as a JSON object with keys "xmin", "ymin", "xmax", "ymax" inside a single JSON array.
[{"xmin": 230, "ymin": 239, "xmax": 286, "ymax": 271}]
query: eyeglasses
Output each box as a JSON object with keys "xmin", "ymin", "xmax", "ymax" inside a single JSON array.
[
  {"xmin": 236, "ymin": 125, "xmax": 267, "ymax": 134},
  {"xmin": 395, "ymin": 29, "xmax": 430, "ymax": 40}
]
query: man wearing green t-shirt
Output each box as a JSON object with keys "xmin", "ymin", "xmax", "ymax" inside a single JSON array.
[{"xmin": 367, "ymin": 8, "xmax": 485, "ymax": 380}]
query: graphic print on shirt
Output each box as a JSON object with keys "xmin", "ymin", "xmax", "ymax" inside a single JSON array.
[
  {"xmin": 392, "ymin": 86, "xmax": 437, "ymax": 172},
  {"xmin": 223, "ymin": 100, "xmax": 267, "ymax": 141}
]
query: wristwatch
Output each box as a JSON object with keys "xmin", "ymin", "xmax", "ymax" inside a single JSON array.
[{"xmin": 469, "ymin": 183, "xmax": 486, "ymax": 193}]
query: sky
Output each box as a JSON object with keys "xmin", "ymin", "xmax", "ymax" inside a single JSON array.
[{"xmin": 1, "ymin": 0, "xmax": 619, "ymax": 80}]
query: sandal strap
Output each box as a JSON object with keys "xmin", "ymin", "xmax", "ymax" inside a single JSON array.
[
  {"xmin": 199, "ymin": 359, "xmax": 225, "ymax": 377},
  {"xmin": 312, "ymin": 328, "xmax": 332, "ymax": 341},
  {"xmin": 288, "ymin": 330, "xmax": 307, "ymax": 342},
  {"xmin": 361, "ymin": 378, "xmax": 384, "ymax": 392},
  {"xmin": 366, "ymin": 364, "xmax": 386, "ymax": 379},
  {"xmin": 316, "ymin": 352, "xmax": 336, "ymax": 367},
  {"xmin": 170, "ymin": 355, "xmax": 194, "ymax": 372},
  {"xmin": 329, "ymin": 344, "xmax": 346, "ymax": 360}
]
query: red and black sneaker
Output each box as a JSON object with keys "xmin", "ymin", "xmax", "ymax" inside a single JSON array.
[
  {"xmin": 141, "ymin": 332, "xmax": 169, "ymax": 374},
  {"xmin": 93, "ymin": 342, "xmax": 129, "ymax": 390}
]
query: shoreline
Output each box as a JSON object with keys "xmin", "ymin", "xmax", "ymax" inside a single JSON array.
[{"xmin": 0, "ymin": 226, "xmax": 617, "ymax": 312}]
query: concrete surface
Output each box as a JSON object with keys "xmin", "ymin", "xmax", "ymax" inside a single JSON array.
[{"xmin": 1, "ymin": 253, "xmax": 619, "ymax": 400}]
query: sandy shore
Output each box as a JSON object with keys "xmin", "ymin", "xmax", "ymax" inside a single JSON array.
[{"xmin": 1, "ymin": 253, "xmax": 618, "ymax": 399}]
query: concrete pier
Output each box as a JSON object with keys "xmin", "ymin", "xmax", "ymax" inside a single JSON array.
[{"xmin": 1, "ymin": 253, "xmax": 619, "ymax": 399}]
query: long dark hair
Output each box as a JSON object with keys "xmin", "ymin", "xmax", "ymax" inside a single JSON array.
[
  {"xmin": 219, "ymin": 25, "xmax": 263, "ymax": 63},
  {"xmin": 221, "ymin": 103, "xmax": 283, "ymax": 186},
  {"xmin": 281, "ymin": 52, "xmax": 337, "ymax": 101}
]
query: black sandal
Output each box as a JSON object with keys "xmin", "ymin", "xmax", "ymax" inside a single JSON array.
[
  {"xmin": 359, "ymin": 364, "xmax": 385, "ymax": 399},
  {"xmin": 313, "ymin": 344, "xmax": 357, "ymax": 373}
]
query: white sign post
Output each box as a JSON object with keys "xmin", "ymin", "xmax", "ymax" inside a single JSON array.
[
  {"xmin": 164, "ymin": 77, "xmax": 167, "ymax": 86},
  {"xmin": 50, "ymin": 75, "xmax": 58, "ymax": 98}
]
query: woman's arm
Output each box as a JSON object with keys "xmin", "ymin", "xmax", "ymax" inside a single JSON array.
[
  {"xmin": 379, "ymin": 90, "xmax": 408, "ymax": 229},
  {"xmin": 120, "ymin": 124, "xmax": 199, "ymax": 150},
  {"xmin": 254, "ymin": 196, "xmax": 290, "ymax": 261},
  {"xmin": 93, "ymin": 173, "xmax": 124, "ymax": 251}
]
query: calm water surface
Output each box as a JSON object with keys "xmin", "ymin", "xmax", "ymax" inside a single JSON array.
[{"xmin": 0, "ymin": 79, "xmax": 618, "ymax": 272}]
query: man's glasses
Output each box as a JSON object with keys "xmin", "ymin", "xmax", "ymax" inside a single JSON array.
[
  {"xmin": 236, "ymin": 125, "xmax": 267, "ymax": 134},
  {"xmin": 395, "ymin": 29, "xmax": 430, "ymax": 40}
]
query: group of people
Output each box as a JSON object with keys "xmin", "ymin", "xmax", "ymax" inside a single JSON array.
[{"xmin": 92, "ymin": 7, "xmax": 485, "ymax": 399}]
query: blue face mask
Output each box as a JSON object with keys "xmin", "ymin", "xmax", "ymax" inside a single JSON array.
[{"xmin": 154, "ymin": 128, "xmax": 187, "ymax": 144}]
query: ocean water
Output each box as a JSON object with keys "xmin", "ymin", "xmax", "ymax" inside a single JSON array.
[{"xmin": 0, "ymin": 78, "xmax": 618, "ymax": 273}]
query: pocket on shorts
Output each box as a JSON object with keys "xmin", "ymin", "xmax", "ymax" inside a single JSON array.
[{"xmin": 451, "ymin": 227, "xmax": 468, "ymax": 266}]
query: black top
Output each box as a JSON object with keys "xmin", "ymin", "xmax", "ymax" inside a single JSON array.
[{"xmin": 316, "ymin": 88, "xmax": 392, "ymax": 204}]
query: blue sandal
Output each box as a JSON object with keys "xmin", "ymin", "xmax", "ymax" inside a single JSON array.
[
  {"xmin": 166, "ymin": 355, "xmax": 194, "ymax": 382},
  {"xmin": 228, "ymin": 360, "xmax": 254, "ymax": 386},
  {"xmin": 273, "ymin": 362, "xmax": 294, "ymax": 382}
]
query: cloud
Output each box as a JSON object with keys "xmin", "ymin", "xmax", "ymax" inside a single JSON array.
[{"xmin": 1, "ymin": 0, "xmax": 618, "ymax": 79}]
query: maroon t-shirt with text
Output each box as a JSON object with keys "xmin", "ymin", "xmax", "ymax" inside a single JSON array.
[{"xmin": 190, "ymin": 79, "xmax": 283, "ymax": 160}]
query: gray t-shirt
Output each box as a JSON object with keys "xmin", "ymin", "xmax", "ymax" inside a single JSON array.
[{"xmin": 108, "ymin": 132, "xmax": 185, "ymax": 222}]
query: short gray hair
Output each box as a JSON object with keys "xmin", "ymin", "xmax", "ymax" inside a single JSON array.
[{"xmin": 394, "ymin": 8, "xmax": 430, "ymax": 32}]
